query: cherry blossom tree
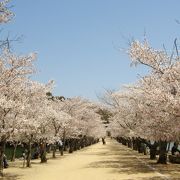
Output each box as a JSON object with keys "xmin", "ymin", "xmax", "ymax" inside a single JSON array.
[
  {"xmin": 0, "ymin": 0, "xmax": 13, "ymax": 23},
  {"xmin": 0, "ymin": 0, "xmax": 104, "ymax": 176},
  {"xmin": 17, "ymin": 81, "xmax": 54, "ymax": 166},
  {"xmin": 60, "ymin": 97, "xmax": 105, "ymax": 152},
  {"xmin": 0, "ymin": 50, "xmax": 37, "ymax": 174},
  {"xmin": 44, "ymin": 97, "xmax": 72, "ymax": 158},
  {"xmin": 128, "ymin": 39, "xmax": 180, "ymax": 163},
  {"xmin": 106, "ymin": 39, "xmax": 180, "ymax": 164}
]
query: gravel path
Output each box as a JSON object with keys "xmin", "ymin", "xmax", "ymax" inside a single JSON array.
[{"xmin": 3, "ymin": 138, "xmax": 178, "ymax": 180}]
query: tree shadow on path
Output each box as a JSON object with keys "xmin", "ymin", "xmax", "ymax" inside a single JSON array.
[
  {"xmin": 0, "ymin": 173, "xmax": 21, "ymax": 180},
  {"xmin": 85, "ymin": 140, "xmax": 179, "ymax": 179}
]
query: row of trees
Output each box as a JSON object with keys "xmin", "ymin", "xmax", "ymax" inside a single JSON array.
[
  {"xmin": 105, "ymin": 39, "xmax": 180, "ymax": 164},
  {"xmin": 0, "ymin": 0, "xmax": 106, "ymax": 176}
]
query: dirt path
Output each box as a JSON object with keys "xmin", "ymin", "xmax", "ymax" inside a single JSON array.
[{"xmin": 2, "ymin": 138, "xmax": 179, "ymax": 180}]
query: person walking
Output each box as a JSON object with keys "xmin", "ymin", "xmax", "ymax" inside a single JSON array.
[
  {"xmin": 3, "ymin": 154, "xmax": 8, "ymax": 168},
  {"xmin": 102, "ymin": 137, "xmax": 106, "ymax": 145}
]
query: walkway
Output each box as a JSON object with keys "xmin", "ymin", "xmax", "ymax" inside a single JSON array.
[{"xmin": 3, "ymin": 138, "xmax": 180, "ymax": 180}]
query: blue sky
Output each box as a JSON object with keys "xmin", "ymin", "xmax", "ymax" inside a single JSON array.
[{"xmin": 4, "ymin": 0, "xmax": 180, "ymax": 100}]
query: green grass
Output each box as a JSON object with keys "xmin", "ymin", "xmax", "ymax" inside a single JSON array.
[
  {"xmin": 5, "ymin": 146, "xmax": 25, "ymax": 160},
  {"xmin": 5, "ymin": 146, "xmax": 38, "ymax": 160}
]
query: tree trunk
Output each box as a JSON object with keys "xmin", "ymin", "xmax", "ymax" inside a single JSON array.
[
  {"xmin": 132, "ymin": 138, "xmax": 138, "ymax": 150},
  {"xmin": 52, "ymin": 143, "xmax": 56, "ymax": 158},
  {"xmin": 40, "ymin": 141, "xmax": 47, "ymax": 163},
  {"xmin": 157, "ymin": 141, "xmax": 167, "ymax": 164},
  {"xmin": 74, "ymin": 139, "xmax": 78, "ymax": 151},
  {"xmin": 76, "ymin": 139, "xmax": 81, "ymax": 150},
  {"xmin": 128, "ymin": 138, "xmax": 133, "ymax": 148},
  {"xmin": 69, "ymin": 139, "xmax": 74, "ymax": 153},
  {"xmin": 0, "ymin": 140, "xmax": 6, "ymax": 177},
  {"xmin": 26, "ymin": 140, "xmax": 32, "ymax": 167},
  {"xmin": 11, "ymin": 142, "xmax": 17, "ymax": 162},
  {"xmin": 143, "ymin": 144, "xmax": 147, "ymax": 155},
  {"xmin": 136, "ymin": 139, "xmax": 143, "ymax": 153},
  {"xmin": 80, "ymin": 137, "xmax": 85, "ymax": 149},
  {"xmin": 150, "ymin": 142, "xmax": 158, "ymax": 160},
  {"xmin": 61, "ymin": 128, "xmax": 66, "ymax": 156},
  {"xmin": 167, "ymin": 142, "xmax": 171, "ymax": 152}
]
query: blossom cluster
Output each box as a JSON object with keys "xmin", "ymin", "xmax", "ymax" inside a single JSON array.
[
  {"xmin": 107, "ymin": 40, "xmax": 180, "ymax": 142},
  {"xmin": 0, "ymin": 0, "xmax": 106, "ymax": 145}
]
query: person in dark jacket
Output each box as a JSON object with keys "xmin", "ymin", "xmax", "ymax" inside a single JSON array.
[
  {"xmin": 171, "ymin": 142, "xmax": 180, "ymax": 155},
  {"xmin": 102, "ymin": 137, "xmax": 106, "ymax": 145},
  {"xmin": 3, "ymin": 154, "xmax": 8, "ymax": 168}
]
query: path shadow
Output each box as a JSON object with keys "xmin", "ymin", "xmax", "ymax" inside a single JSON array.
[
  {"xmin": 84, "ymin": 140, "xmax": 180, "ymax": 179},
  {"xmin": 87, "ymin": 158, "xmax": 153, "ymax": 174},
  {"xmin": 0, "ymin": 173, "xmax": 21, "ymax": 180}
]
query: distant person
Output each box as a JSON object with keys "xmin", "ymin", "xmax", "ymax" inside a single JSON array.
[
  {"xmin": 102, "ymin": 137, "xmax": 106, "ymax": 145},
  {"xmin": 171, "ymin": 142, "xmax": 180, "ymax": 155},
  {"xmin": 22, "ymin": 149, "xmax": 28, "ymax": 159},
  {"xmin": 58, "ymin": 139, "xmax": 63, "ymax": 151},
  {"xmin": 3, "ymin": 154, "xmax": 8, "ymax": 168},
  {"xmin": 22, "ymin": 148, "xmax": 28, "ymax": 167},
  {"xmin": 32, "ymin": 147, "xmax": 39, "ymax": 159}
]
